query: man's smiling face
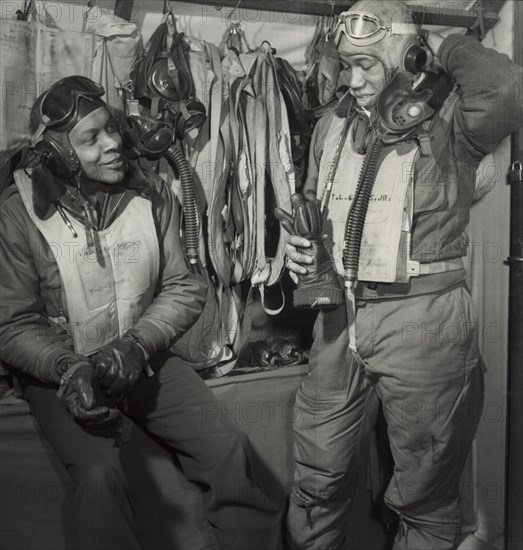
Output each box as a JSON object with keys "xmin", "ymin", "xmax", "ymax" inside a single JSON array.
[
  {"xmin": 68, "ymin": 107, "xmax": 127, "ymax": 185},
  {"xmin": 338, "ymin": 53, "xmax": 387, "ymax": 109}
]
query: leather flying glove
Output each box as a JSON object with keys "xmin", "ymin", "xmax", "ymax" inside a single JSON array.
[
  {"xmin": 57, "ymin": 359, "xmax": 120, "ymax": 428},
  {"xmin": 91, "ymin": 336, "xmax": 148, "ymax": 399},
  {"xmin": 275, "ymin": 193, "xmax": 343, "ymax": 309}
]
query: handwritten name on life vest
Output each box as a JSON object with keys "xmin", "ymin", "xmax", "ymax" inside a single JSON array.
[
  {"xmin": 330, "ymin": 193, "xmax": 392, "ymax": 202},
  {"xmin": 88, "ymin": 276, "xmax": 133, "ymax": 297},
  {"xmin": 80, "ymin": 240, "xmax": 142, "ymax": 263}
]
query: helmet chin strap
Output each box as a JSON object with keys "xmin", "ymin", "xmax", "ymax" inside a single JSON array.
[
  {"xmin": 412, "ymin": 72, "xmax": 428, "ymax": 90},
  {"xmin": 30, "ymin": 121, "xmax": 48, "ymax": 147}
]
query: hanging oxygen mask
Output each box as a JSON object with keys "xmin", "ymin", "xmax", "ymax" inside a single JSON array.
[
  {"xmin": 124, "ymin": 14, "xmax": 205, "ymax": 269},
  {"xmin": 123, "ymin": 94, "xmax": 200, "ymax": 270},
  {"xmin": 131, "ymin": 13, "xmax": 206, "ymax": 138}
]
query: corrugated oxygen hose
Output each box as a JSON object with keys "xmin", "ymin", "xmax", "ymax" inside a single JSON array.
[
  {"xmin": 165, "ymin": 143, "xmax": 199, "ymax": 267},
  {"xmin": 342, "ymin": 136, "xmax": 384, "ymax": 286}
]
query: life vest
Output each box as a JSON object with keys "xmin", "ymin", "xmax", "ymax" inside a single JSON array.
[
  {"xmin": 318, "ymin": 114, "xmax": 420, "ymax": 283},
  {"xmin": 14, "ymin": 169, "xmax": 159, "ymax": 356}
]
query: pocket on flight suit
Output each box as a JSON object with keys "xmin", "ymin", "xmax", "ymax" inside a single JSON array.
[
  {"xmin": 301, "ymin": 306, "xmax": 353, "ymax": 405},
  {"xmin": 448, "ymin": 284, "xmax": 480, "ymax": 365},
  {"xmin": 443, "ymin": 284, "xmax": 482, "ymax": 423}
]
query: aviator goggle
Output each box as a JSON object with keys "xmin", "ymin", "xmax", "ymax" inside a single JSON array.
[
  {"xmin": 31, "ymin": 76, "xmax": 105, "ymax": 145},
  {"xmin": 333, "ymin": 12, "xmax": 417, "ymax": 46}
]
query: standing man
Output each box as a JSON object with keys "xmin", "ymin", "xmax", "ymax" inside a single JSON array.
[
  {"xmin": 281, "ymin": 1, "xmax": 523, "ymax": 549},
  {"xmin": 0, "ymin": 76, "xmax": 282, "ymax": 550}
]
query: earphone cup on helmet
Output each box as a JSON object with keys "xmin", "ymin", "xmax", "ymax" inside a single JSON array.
[
  {"xmin": 403, "ymin": 44, "xmax": 429, "ymax": 74},
  {"xmin": 34, "ymin": 134, "xmax": 81, "ymax": 180}
]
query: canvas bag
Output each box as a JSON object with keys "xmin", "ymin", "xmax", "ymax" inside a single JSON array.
[
  {"xmin": 0, "ymin": 15, "xmax": 93, "ymax": 150},
  {"xmin": 83, "ymin": 6, "xmax": 141, "ymax": 123}
]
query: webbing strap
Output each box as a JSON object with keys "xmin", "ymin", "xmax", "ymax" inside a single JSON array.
[
  {"xmin": 231, "ymin": 71, "xmax": 254, "ymax": 280},
  {"xmin": 345, "ymin": 286, "xmax": 367, "ymax": 366},
  {"xmin": 205, "ymin": 42, "xmax": 222, "ymax": 174},
  {"xmin": 187, "ymin": 43, "xmax": 221, "ymax": 207},
  {"xmin": 242, "ymin": 56, "xmax": 260, "ymax": 279},
  {"xmin": 236, "ymin": 68, "xmax": 256, "ymax": 278},
  {"xmin": 254, "ymin": 58, "xmax": 268, "ymax": 278},
  {"xmin": 263, "ymin": 53, "xmax": 294, "ymax": 287},
  {"xmin": 205, "ymin": 51, "xmax": 249, "ymax": 286},
  {"xmin": 417, "ymin": 258, "xmax": 464, "ymax": 275},
  {"xmin": 227, "ymin": 63, "xmax": 243, "ymax": 161},
  {"xmin": 213, "ymin": 285, "xmax": 255, "ymax": 377},
  {"xmin": 208, "ymin": 132, "xmax": 232, "ymax": 287},
  {"xmin": 259, "ymin": 282, "xmax": 285, "ymax": 316}
]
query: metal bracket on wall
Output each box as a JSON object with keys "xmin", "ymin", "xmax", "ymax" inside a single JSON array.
[{"xmin": 181, "ymin": 0, "xmax": 504, "ymax": 29}]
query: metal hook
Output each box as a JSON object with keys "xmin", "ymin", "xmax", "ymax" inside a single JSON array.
[
  {"xmin": 328, "ymin": 1, "xmax": 335, "ymax": 20},
  {"xmin": 161, "ymin": 0, "xmax": 177, "ymax": 34},
  {"xmin": 469, "ymin": 0, "xmax": 486, "ymax": 40},
  {"xmin": 227, "ymin": 0, "xmax": 242, "ymax": 24},
  {"xmin": 224, "ymin": 0, "xmax": 244, "ymax": 52},
  {"xmin": 325, "ymin": 2, "xmax": 337, "ymax": 42},
  {"xmin": 411, "ymin": 4, "xmax": 426, "ymax": 42},
  {"xmin": 228, "ymin": 22, "xmax": 243, "ymax": 35}
]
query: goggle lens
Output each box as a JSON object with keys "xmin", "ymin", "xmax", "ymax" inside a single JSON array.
[
  {"xmin": 335, "ymin": 13, "xmax": 391, "ymax": 45},
  {"xmin": 347, "ymin": 14, "xmax": 385, "ymax": 39},
  {"xmin": 40, "ymin": 76, "xmax": 104, "ymax": 128}
]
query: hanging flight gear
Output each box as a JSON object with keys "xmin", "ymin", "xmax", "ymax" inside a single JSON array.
[
  {"xmin": 82, "ymin": 4, "xmax": 141, "ymax": 125},
  {"xmin": 128, "ymin": 23, "xmax": 240, "ymax": 370},
  {"xmin": 127, "ymin": 11, "xmax": 211, "ymax": 266},
  {"xmin": 317, "ymin": 37, "xmax": 341, "ymax": 106},
  {"xmin": 252, "ymin": 43, "xmax": 295, "ymax": 290},
  {"xmin": 304, "ymin": 14, "xmax": 341, "ymax": 110},
  {"xmin": 274, "ymin": 56, "xmax": 314, "ymax": 183},
  {"xmin": 130, "ymin": 13, "xmax": 206, "ymax": 138},
  {"xmin": 274, "ymin": 57, "xmax": 309, "ymax": 137},
  {"xmin": 126, "ymin": 106, "xmax": 199, "ymax": 266},
  {"xmin": 208, "ymin": 47, "xmax": 250, "ymax": 288},
  {"xmin": 212, "ymin": 43, "xmax": 294, "ymax": 293},
  {"xmin": 125, "ymin": 103, "xmax": 237, "ymax": 370}
]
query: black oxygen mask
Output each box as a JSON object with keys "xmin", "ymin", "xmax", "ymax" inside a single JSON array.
[{"xmin": 371, "ymin": 70, "xmax": 434, "ymax": 144}]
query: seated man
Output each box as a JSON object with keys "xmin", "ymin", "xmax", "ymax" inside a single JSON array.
[{"xmin": 0, "ymin": 76, "xmax": 282, "ymax": 550}]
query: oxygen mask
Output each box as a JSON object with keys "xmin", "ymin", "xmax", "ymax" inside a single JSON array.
[{"xmin": 371, "ymin": 71, "xmax": 434, "ymax": 144}]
